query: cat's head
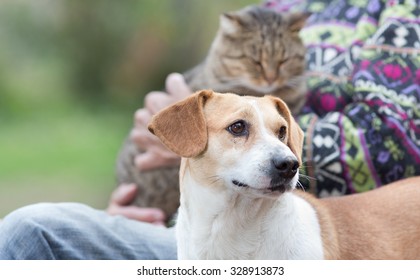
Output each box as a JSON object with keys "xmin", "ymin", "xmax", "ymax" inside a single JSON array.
[{"xmin": 210, "ymin": 6, "xmax": 309, "ymax": 94}]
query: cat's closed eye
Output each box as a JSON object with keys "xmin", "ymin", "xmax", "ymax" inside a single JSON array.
[
  {"xmin": 280, "ymin": 58, "xmax": 290, "ymax": 65},
  {"xmin": 183, "ymin": 5, "xmax": 309, "ymax": 115}
]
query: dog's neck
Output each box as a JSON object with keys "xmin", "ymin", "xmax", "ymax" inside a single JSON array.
[{"xmin": 176, "ymin": 164, "xmax": 325, "ymax": 260}]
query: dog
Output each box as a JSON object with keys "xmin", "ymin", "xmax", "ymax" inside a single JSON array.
[{"xmin": 148, "ymin": 90, "xmax": 420, "ymax": 259}]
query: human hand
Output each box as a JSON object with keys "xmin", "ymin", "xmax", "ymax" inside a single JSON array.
[
  {"xmin": 130, "ymin": 73, "xmax": 192, "ymax": 171},
  {"xmin": 107, "ymin": 184, "xmax": 166, "ymax": 226}
]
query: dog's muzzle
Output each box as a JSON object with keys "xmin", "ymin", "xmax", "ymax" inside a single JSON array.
[{"xmin": 269, "ymin": 156, "xmax": 299, "ymax": 192}]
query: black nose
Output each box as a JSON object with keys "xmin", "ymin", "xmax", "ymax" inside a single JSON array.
[{"xmin": 272, "ymin": 156, "xmax": 299, "ymax": 179}]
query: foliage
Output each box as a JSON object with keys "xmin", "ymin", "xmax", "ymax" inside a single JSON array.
[{"xmin": 0, "ymin": 0, "xmax": 254, "ymax": 216}]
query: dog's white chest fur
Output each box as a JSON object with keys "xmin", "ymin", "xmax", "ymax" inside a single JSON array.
[{"xmin": 176, "ymin": 175, "xmax": 324, "ymax": 260}]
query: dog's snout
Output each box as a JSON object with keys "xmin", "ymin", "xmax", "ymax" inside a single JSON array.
[{"xmin": 272, "ymin": 156, "xmax": 299, "ymax": 179}]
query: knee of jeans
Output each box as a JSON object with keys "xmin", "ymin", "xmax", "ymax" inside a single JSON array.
[
  {"xmin": 2, "ymin": 203, "xmax": 60, "ymax": 230},
  {"xmin": 1, "ymin": 202, "xmax": 90, "ymax": 234},
  {"xmin": 0, "ymin": 203, "xmax": 63, "ymax": 255},
  {"xmin": 0, "ymin": 203, "xmax": 90, "ymax": 259}
]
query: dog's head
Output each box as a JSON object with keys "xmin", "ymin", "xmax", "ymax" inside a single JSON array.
[{"xmin": 149, "ymin": 90, "xmax": 303, "ymax": 198}]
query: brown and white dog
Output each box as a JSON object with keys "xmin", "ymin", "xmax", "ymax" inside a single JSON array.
[{"xmin": 148, "ymin": 90, "xmax": 420, "ymax": 260}]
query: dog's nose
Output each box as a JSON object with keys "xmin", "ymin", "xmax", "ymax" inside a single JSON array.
[{"xmin": 272, "ymin": 156, "xmax": 299, "ymax": 179}]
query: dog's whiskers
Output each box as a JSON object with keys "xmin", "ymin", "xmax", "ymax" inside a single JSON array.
[
  {"xmin": 299, "ymin": 160, "xmax": 313, "ymax": 168},
  {"xmin": 299, "ymin": 174, "xmax": 316, "ymax": 182},
  {"xmin": 295, "ymin": 180, "xmax": 306, "ymax": 192},
  {"xmin": 296, "ymin": 173, "xmax": 316, "ymax": 192}
]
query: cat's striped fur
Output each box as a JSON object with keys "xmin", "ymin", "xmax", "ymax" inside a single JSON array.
[{"xmin": 184, "ymin": 6, "xmax": 309, "ymax": 115}]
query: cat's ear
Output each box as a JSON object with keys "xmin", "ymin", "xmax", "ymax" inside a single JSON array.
[
  {"xmin": 220, "ymin": 12, "xmax": 244, "ymax": 35},
  {"xmin": 219, "ymin": 6, "xmax": 253, "ymax": 35},
  {"xmin": 288, "ymin": 12, "xmax": 311, "ymax": 33},
  {"xmin": 148, "ymin": 90, "xmax": 213, "ymax": 158}
]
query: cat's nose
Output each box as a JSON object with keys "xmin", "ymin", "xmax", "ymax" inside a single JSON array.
[
  {"xmin": 266, "ymin": 76, "xmax": 276, "ymax": 85},
  {"xmin": 264, "ymin": 72, "xmax": 277, "ymax": 85}
]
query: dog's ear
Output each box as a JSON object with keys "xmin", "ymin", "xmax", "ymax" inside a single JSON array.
[
  {"xmin": 269, "ymin": 96, "xmax": 304, "ymax": 164},
  {"xmin": 288, "ymin": 115, "xmax": 304, "ymax": 165},
  {"xmin": 148, "ymin": 90, "xmax": 213, "ymax": 158}
]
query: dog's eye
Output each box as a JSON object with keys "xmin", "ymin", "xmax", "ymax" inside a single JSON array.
[
  {"xmin": 278, "ymin": 126, "xmax": 287, "ymax": 140},
  {"xmin": 227, "ymin": 121, "xmax": 248, "ymax": 136}
]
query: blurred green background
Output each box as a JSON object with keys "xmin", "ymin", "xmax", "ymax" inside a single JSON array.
[{"xmin": 0, "ymin": 0, "xmax": 255, "ymax": 216}]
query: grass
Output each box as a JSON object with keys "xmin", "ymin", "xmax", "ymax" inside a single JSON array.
[{"xmin": 0, "ymin": 107, "xmax": 132, "ymax": 217}]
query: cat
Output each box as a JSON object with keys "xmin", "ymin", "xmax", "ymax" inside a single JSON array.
[
  {"xmin": 116, "ymin": 6, "xmax": 309, "ymax": 220},
  {"xmin": 184, "ymin": 6, "xmax": 309, "ymax": 115}
]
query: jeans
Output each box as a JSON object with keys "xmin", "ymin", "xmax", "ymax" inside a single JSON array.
[{"xmin": 0, "ymin": 203, "xmax": 177, "ymax": 260}]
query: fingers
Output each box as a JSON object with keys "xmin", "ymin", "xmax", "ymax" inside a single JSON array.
[
  {"xmin": 142, "ymin": 73, "xmax": 192, "ymax": 116},
  {"xmin": 112, "ymin": 206, "xmax": 166, "ymax": 224},
  {"xmin": 144, "ymin": 92, "xmax": 172, "ymax": 115},
  {"xmin": 165, "ymin": 72, "xmax": 192, "ymax": 100},
  {"xmin": 131, "ymin": 108, "xmax": 181, "ymax": 171},
  {"xmin": 132, "ymin": 108, "xmax": 156, "ymax": 150},
  {"xmin": 128, "ymin": 73, "xmax": 189, "ymax": 172},
  {"xmin": 107, "ymin": 184, "xmax": 167, "ymax": 224},
  {"xmin": 130, "ymin": 128, "xmax": 156, "ymax": 149},
  {"xmin": 134, "ymin": 108, "xmax": 151, "ymax": 128},
  {"xmin": 131, "ymin": 125, "xmax": 182, "ymax": 171},
  {"xmin": 109, "ymin": 184, "xmax": 138, "ymax": 206},
  {"xmin": 134, "ymin": 149, "xmax": 181, "ymax": 171},
  {"xmin": 134, "ymin": 150, "xmax": 161, "ymax": 171}
]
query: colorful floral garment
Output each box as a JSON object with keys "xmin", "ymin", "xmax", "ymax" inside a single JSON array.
[{"xmin": 265, "ymin": 0, "xmax": 420, "ymax": 197}]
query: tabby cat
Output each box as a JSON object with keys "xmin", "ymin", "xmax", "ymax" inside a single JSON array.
[
  {"xmin": 184, "ymin": 6, "xmax": 308, "ymax": 114},
  {"xmin": 116, "ymin": 6, "xmax": 309, "ymax": 220}
]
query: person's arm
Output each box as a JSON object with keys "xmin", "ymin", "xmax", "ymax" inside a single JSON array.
[{"xmin": 298, "ymin": 1, "xmax": 420, "ymax": 196}]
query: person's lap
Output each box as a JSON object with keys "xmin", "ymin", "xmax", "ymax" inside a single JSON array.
[{"xmin": 0, "ymin": 203, "xmax": 177, "ymax": 260}]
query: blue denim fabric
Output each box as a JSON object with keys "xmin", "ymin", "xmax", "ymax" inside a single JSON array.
[{"xmin": 0, "ymin": 203, "xmax": 177, "ymax": 260}]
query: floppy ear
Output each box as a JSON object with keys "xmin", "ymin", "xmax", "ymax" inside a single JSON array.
[
  {"xmin": 148, "ymin": 90, "xmax": 213, "ymax": 158},
  {"xmin": 269, "ymin": 96, "xmax": 304, "ymax": 164}
]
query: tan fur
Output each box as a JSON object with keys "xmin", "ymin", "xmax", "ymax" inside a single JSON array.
[
  {"xmin": 299, "ymin": 177, "xmax": 420, "ymax": 259},
  {"xmin": 150, "ymin": 91, "xmax": 420, "ymax": 259},
  {"xmin": 149, "ymin": 90, "xmax": 212, "ymax": 158},
  {"xmin": 149, "ymin": 90, "xmax": 301, "ymax": 162},
  {"xmin": 150, "ymin": 91, "xmax": 302, "ymax": 193}
]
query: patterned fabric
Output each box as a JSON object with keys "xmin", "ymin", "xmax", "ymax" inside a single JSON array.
[{"xmin": 265, "ymin": 0, "xmax": 420, "ymax": 197}]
